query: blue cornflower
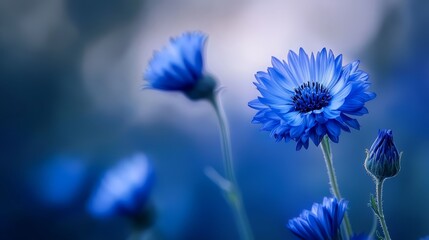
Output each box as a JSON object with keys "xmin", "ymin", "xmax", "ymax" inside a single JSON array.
[
  {"xmin": 249, "ymin": 48, "xmax": 376, "ymax": 150},
  {"xmin": 88, "ymin": 154, "xmax": 155, "ymax": 218},
  {"xmin": 144, "ymin": 31, "xmax": 216, "ymax": 100},
  {"xmin": 287, "ymin": 197, "xmax": 348, "ymax": 240},
  {"xmin": 365, "ymin": 129, "xmax": 401, "ymax": 181}
]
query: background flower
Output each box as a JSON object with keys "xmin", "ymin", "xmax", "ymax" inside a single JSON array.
[
  {"xmin": 144, "ymin": 31, "xmax": 216, "ymax": 100},
  {"xmin": 249, "ymin": 48, "xmax": 376, "ymax": 150},
  {"xmin": 287, "ymin": 197, "xmax": 348, "ymax": 240},
  {"xmin": 88, "ymin": 153, "xmax": 155, "ymax": 218}
]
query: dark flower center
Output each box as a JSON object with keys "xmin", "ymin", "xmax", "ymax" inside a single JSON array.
[{"xmin": 292, "ymin": 81, "xmax": 331, "ymax": 113}]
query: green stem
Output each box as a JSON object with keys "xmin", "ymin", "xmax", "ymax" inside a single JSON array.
[
  {"xmin": 320, "ymin": 136, "xmax": 353, "ymax": 238},
  {"xmin": 209, "ymin": 96, "xmax": 235, "ymax": 183},
  {"xmin": 375, "ymin": 180, "xmax": 391, "ymax": 240},
  {"xmin": 208, "ymin": 95, "xmax": 254, "ymax": 240}
]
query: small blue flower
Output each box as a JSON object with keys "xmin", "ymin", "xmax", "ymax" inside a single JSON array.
[
  {"xmin": 365, "ymin": 129, "xmax": 401, "ymax": 181},
  {"xmin": 88, "ymin": 154, "xmax": 155, "ymax": 218},
  {"xmin": 287, "ymin": 197, "xmax": 348, "ymax": 240},
  {"xmin": 249, "ymin": 48, "xmax": 376, "ymax": 150},
  {"xmin": 144, "ymin": 31, "xmax": 216, "ymax": 100}
]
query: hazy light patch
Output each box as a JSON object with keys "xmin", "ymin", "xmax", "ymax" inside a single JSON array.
[
  {"xmin": 0, "ymin": 0, "xmax": 77, "ymax": 54},
  {"xmin": 81, "ymin": 26, "xmax": 139, "ymax": 116}
]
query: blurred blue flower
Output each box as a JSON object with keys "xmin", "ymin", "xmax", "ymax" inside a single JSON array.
[
  {"xmin": 365, "ymin": 129, "xmax": 401, "ymax": 181},
  {"xmin": 33, "ymin": 156, "xmax": 87, "ymax": 206},
  {"xmin": 144, "ymin": 31, "xmax": 216, "ymax": 100},
  {"xmin": 88, "ymin": 153, "xmax": 155, "ymax": 218},
  {"xmin": 287, "ymin": 197, "xmax": 348, "ymax": 240},
  {"xmin": 249, "ymin": 48, "xmax": 376, "ymax": 150}
]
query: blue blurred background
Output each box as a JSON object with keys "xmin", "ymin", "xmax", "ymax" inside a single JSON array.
[{"xmin": 1, "ymin": 0, "xmax": 429, "ymax": 239}]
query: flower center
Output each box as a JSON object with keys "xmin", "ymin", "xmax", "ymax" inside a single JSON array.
[{"xmin": 292, "ymin": 81, "xmax": 331, "ymax": 113}]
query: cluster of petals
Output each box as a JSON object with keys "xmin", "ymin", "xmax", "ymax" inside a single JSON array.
[
  {"xmin": 144, "ymin": 31, "xmax": 206, "ymax": 91},
  {"xmin": 287, "ymin": 197, "xmax": 348, "ymax": 240}
]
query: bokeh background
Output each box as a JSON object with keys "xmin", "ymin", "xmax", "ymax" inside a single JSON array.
[{"xmin": 1, "ymin": 0, "xmax": 429, "ymax": 239}]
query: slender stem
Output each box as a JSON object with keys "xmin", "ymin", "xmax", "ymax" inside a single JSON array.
[
  {"xmin": 208, "ymin": 95, "xmax": 254, "ymax": 240},
  {"xmin": 320, "ymin": 136, "xmax": 353, "ymax": 238},
  {"xmin": 376, "ymin": 180, "xmax": 391, "ymax": 240},
  {"xmin": 209, "ymin": 95, "xmax": 236, "ymax": 183}
]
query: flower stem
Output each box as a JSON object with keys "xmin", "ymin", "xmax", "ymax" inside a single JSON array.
[
  {"xmin": 208, "ymin": 95, "xmax": 254, "ymax": 240},
  {"xmin": 375, "ymin": 180, "xmax": 391, "ymax": 240},
  {"xmin": 320, "ymin": 136, "xmax": 353, "ymax": 238}
]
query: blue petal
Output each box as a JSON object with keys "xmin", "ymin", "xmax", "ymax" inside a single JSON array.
[
  {"xmin": 287, "ymin": 50, "xmax": 307, "ymax": 85},
  {"xmin": 323, "ymin": 109, "xmax": 341, "ymax": 119},
  {"xmin": 290, "ymin": 124, "xmax": 305, "ymax": 138},
  {"xmin": 248, "ymin": 98, "xmax": 265, "ymax": 109},
  {"xmin": 326, "ymin": 120, "xmax": 341, "ymax": 138},
  {"xmin": 283, "ymin": 111, "xmax": 304, "ymax": 126},
  {"xmin": 341, "ymin": 114, "xmax": 360, "ymax": 130}
]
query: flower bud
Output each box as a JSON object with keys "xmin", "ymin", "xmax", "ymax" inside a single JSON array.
[{"xmin": 365, "ymin": 129, "xmax": 401, "ymax": 181}]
